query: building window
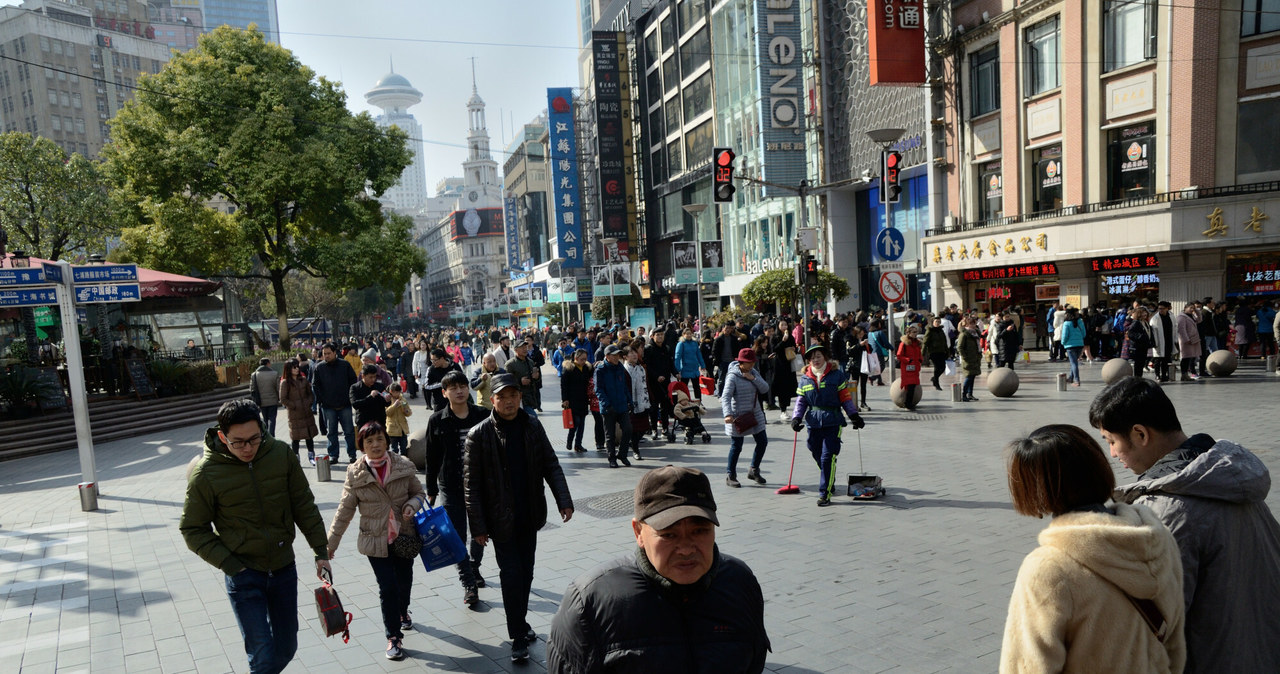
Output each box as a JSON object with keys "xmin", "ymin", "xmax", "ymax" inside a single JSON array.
[
  {"xmin": 664, "ymin": 100, "xmax": 681, "ymax": 136},
  {"xmin": 1242, "ymin": 0, "xmax": 1280, "ymax": 36},
  {"xmin": 1104, "ymin": 0, "xmax": 1156, "ymax": 72},
  {"xmin": 681, "ymin": 71, "xmax": 711, "ymax": 124},
  {"xmin": 1238, "ymin": 99, "xmax": 1280, "ymax": 180},
  {"xmin": 684, "ymin": 120, "xmax": 713, "ymax": 169},
  {"xmin": 678, "ymin": 27, "xmax": 709, "ymax": 79},
  {"xmin": 1032, "ymin": 145, "xmax": 1064, "ymax": 212},
  {"xmin": 977, "ymin": 161, "xmax": 1003, "ymax": 221},
  {"xmin": 969, "ymin": 44, "xmax": 1000, "ymax": 118},
  {"xmin": 666, "ymin": 141, "xmax": 683, "ymax": 177},
  {"xmin": 1107, "ymin": 125, "xmax": 1154, "ymax": 200},
  {"xmin": 662, "ymin": 55, "xmax": 679, "ymax": 94},
  {"xmin": 1024, "ymin": 16, "xmax": 1060, "ymax": 96}
]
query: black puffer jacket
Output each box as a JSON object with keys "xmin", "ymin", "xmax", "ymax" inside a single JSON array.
[
  {"xmin": 463, "ymin": 410, "xmax": 573, "ymax": 543},
  {"xmin": 547, "ymin": 546, "xmax": 770, "ymax": 673}
]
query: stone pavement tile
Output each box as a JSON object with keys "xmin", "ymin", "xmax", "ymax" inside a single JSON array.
[{"xmin": 192, "ymin": 655, "xmax": 234, "ymax": 674}]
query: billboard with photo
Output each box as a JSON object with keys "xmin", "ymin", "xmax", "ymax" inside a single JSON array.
[{"xmin": 449, "ymin": 207, "xmax": 505, "ymax": 240}]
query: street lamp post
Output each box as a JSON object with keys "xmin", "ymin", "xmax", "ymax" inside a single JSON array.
[
  {"xmin": 682, "ymin": 203, "xmax": 709, "ymax": 325},
  {"xmin": 866, "ymin": 128, "xmax": 905, "ymax": 386}
]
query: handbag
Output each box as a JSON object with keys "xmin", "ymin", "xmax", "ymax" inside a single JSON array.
[
  {"xmin": 784, "ymin": 346, "xmax": 797, "ymax": 362},
  {"xmin": 314, "ymin": 569, "xmax": 352, "ymax": 643},
  {"xmin": 944, "ymin": 359, "xmax": 956, "ymax": 376},
  {"xmin": 732, "ymin": 412, "xmax": 758, "ymax": 435},
  {"xmin": 389, "ymin": 532, "xmax": 422, "ymax": 560},
  {"xmin": 631, "ymin": 411, "xmax": 651, "ymax": 434},
  {"xmin": 699, "ymin": 375, "xmax": 716, "ymax": 396},
  {"xmin": 413, "ymin": 505, "xmax": 468, "ymax": 572},
  {"xmin": 562, "ymin": 408, "xmax": 574, "ymax": 429}
]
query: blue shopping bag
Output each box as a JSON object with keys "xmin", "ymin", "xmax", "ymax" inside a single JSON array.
[{"xmin": 413, "ymin": 505, "xmax": 468, "ymax": 572}]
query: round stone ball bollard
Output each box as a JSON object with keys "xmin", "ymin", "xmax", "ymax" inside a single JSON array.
[
  {"xmin": 1101, "ymin": 358, "xmax": 1134, "ymax": 385},
  {"xmin": 1205, "ymin": 350, "xmax": 1238, "ymax": 377},
  {"xmin": 890, "ymin": 379, "xmax": 924, "ymax": 409},
  {"xmin": 987, "ymin": 366, "xmax": 1020, "ymax": 397},
  {"xmin": 407, "ymin": 427, "xmax": 428, "ymax": 471}
]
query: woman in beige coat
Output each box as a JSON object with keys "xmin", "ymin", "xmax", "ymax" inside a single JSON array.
[
  {"xmin": 1000, "ymin": 424, "xmax": 1185, "ymax": 674},
  {"xmin": 327, "ymin": 421, "xmax": 427, "ymax": 661}
]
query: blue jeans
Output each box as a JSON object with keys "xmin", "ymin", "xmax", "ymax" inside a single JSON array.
[
  {"xmin": 808, "ymin": 426, "xmax": 842, "ymax": 499},
  {"xmin": 962, "ymin": 375, "xmax": 976, "ymax": 398},
  {"xmin": 321, "ymin": 406, "xmax": 355, "ymax": 460},
  {"xmin": 522, "ymin": 405, "xmax": 538, "ymax": 417},
  {"xmin": 727, "ymin": 430, "xmax": 768, "ymax": 478},
  {"xmin": 368, "ymin": 554, "xmax": 414, "ymax": 640},
  {"xmin": 1066, "ymin": 347, "xmax": 1082, "ymax": 383},
  {"xmin": 225, "ymin": 563, "xmax": 298, "ymax": 674}
]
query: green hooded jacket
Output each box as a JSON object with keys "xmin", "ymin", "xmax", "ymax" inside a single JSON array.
[{"xmin": 180, "ymin": 426, "xmax": 329, "ymax": 575}]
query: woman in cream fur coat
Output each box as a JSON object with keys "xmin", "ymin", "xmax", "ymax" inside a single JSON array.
[{"xmin": 1001, "ymin": 424, "xmax": 1185, "ymax": 674}]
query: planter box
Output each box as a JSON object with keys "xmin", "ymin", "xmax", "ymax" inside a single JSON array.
[
  {"xmin": 216, "ymin": 365, "xmax": 239, "ymax": 386},
  {"xmin": 237, "ymin": 363, "xmax": 251, "ymax": 381}
]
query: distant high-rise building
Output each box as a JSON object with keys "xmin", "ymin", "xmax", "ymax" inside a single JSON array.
[
  {"xmin": 365, "ymin": 68, "xmax": 427, "ymax": 213},
  {"xmin": 199, "ymin": 0, "xmax": 278, "ymax": 43}
]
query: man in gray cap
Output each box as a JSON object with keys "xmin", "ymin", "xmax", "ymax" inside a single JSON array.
[
  {"xmin": 547, "ymin": 466, "xmax": 769, "ymax": 672},
  {"xmin": 463, "ymin": 373, "xmax": 574, "ymax": 664}
]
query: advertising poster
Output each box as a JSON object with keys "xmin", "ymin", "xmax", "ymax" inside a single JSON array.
[
  {"xmin": 673, "ymin": 242, "xmax": 699, "ymax": 285},
  {"xmin": 700, "ymin": 240, "xmax": 724, "ymax": 283}
]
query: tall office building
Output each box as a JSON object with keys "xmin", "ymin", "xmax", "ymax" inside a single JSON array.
[
  {"xmin": 198, "ymin": 0, "xmax": 277, "ymax": 42},
  {"xmin": 365, "ymin": 68, "xmax": 428, "ymax": 213},
  {"xmin": 0, "ymin": 0, "xmax": 172, "ymax": 158}
]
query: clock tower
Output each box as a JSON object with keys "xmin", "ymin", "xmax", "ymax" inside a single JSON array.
[{"xmin": 462, "ymin": 63, "xmax": 500, "ymax": 206}]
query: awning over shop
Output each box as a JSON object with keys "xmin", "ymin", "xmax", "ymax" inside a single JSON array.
[{"xmin": 137, "ymin": 268, "xmax": 222, "ymax": 298}]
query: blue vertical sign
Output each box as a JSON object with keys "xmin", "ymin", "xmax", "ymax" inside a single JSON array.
[
  {"xmin": 504, "ymin": 193, "xmax": 521, "ymax": 271},
  {"xmin": 755, "ymin": 0, "xmax": 806, "ymax": 197},
  {"xmin": 547, "ymin": 88, "xmax": 583, "ymax": 269}
]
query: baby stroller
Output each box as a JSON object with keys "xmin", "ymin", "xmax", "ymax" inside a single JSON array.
[{"xmin": 668, "ymin": 381, "xmax": 711, "ymax": 445}]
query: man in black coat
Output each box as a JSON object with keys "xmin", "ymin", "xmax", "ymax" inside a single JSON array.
[
  {"xmin": 547, "ymin": 466, "xmax": 769, "ymax": 673},
  {"xmin": 711, "ymin": 322, "xmax": 743, "ymax": 397},
  {"xmin": 463, "ymin": 375, "xmax": 574, "ymax": 664},
  {"xmin": 310, "ymin": 342, "xmax": 357, "ymax": 463},
  {"xmin": 422, "ymin": 347, "xmax": 463, "ymax": 411},
  {"xmin": 643, "ymin": 330, "xmax": 677, "ymax": 437},
  {"xmin": 349, "ymin": 363, "xmax": 389, "ymax": 431}
]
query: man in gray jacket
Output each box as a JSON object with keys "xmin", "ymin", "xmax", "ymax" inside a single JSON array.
[{"xmin": 1089, "ymin": 377, "xmax": 1280, "ymax": 674}]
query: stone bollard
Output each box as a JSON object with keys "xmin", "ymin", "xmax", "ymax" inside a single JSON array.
[
  {"xmin": 1268, "ymin": 355, "xmax": 1277, "ymax": 374},
  {"xmin": 316, "ymin": 454, "xmax": 331, "ymax": 482},
  {"xmin": 78, "ymin": 482, "xmax": 98, "ymax": 512}
]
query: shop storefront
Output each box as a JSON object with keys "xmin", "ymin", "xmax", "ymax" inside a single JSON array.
[
  {"xmin": 961, "ymin": 262, "xmax": 1061, "ymax": 315},
  {"xmin": 1225, "ymin": 251, "xmax": 1280, "ymax": 300},
  {"xmin": 1091, "ymin": 253, "xmax": 1160, "ymax": 306}
]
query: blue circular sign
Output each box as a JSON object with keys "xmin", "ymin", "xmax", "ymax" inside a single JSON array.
[{"xmin": 876, "ymin": 228, "xmax": 905, "ymax": 262}]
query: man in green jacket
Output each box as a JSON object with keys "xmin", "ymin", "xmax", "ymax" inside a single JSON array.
[{"xmin": 180, "ymin": 399, "xmax": 331, "ymax": 674}]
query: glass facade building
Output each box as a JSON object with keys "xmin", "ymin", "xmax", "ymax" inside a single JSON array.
[{"xmin": 200, "ymin": 0, "xmax": 279, "ymax": 43}]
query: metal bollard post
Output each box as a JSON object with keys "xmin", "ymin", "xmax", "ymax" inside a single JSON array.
[
  {"xmin": 78, "ymin": 482, "xmax": 98, "ymax": 512},
  {"xmin": 950, "ymin": 382, "xmax": 962, "ymax": 404},
  {"xmin": 1056, "ymin": 372, "xmax": 1067, "ymax": 391},
  {"xmin": 1268, "ymin": 355, "xmax": 1277, "ymax": 374},
  {"xmin": 316, "ymin": 454, "xmax": 331, "ymax": 482}
]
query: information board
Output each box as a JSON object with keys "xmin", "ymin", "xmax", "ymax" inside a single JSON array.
[{"xmin": 125, "ymin": 359, "xmax": 156, "ymax": 399}]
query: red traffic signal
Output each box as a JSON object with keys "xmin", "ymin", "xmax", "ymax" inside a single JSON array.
[
  {"xmin": 880, "ymin": 150, "xmax": 902, "ymax": 204},
  {"xmin": 713, "ymin": 147, "xmax": 736, "ymax": 203}
]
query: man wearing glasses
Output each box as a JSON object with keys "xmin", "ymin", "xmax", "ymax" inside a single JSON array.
[{"xmin": 181, "ymin": 399, "xmax": 331, "ymax": 674}]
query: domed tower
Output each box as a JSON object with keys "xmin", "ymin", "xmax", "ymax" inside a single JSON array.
[{"xmin": 365, "ymin": 66, "xmax": 428, "ymax": 212}]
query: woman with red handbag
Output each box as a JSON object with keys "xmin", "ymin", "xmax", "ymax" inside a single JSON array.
[
  {"xmin": 560, "ymin": 350, "xmax": 592, "ymax": 453},
  {"xmin": 720, "ymin": 348, "xmax": 769, "ymax": 488}
]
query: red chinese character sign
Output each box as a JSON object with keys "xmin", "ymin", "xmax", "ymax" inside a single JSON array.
[{"xmin": 868, "ymin": 0, "xmax": 926, "ymax": 85}]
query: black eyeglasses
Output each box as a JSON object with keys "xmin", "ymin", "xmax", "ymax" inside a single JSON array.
[{"xmin": 226, "ymin": 435, "xmax": 262, "ymax": 450}]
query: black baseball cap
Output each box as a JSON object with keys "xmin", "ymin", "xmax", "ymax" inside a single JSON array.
[
  {"xmin": 634, "ymin": 466, "xmax": 719, "ymax": 530},
  {"xmin": 490, "ymin": 373, "xmax": 519, "ymax": 395}
]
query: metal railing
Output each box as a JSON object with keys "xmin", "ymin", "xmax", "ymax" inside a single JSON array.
[{"xmin": 926, "ymin": 180, "xmax": 1280, "ymax": 237}]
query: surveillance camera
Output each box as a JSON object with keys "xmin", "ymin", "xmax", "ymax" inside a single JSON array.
[{"xmin": 861, "ymin": 169, "xmax": 873, "ymax": 183}]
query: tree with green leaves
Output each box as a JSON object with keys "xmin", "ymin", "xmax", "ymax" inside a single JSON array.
[
  {"xmin": 0, "ymin": 132, "xmax": 115, "ymax": 261},
  {"xmin": 741, "ymin": 268, "xmax": 851, "ymax": 314},
  {"xmin": 591, "ymin": 286, "xmax": 641, "ymax": 325},
  {"xmin": 103, "ymin": 26, "xmax": 425, "ymax": 349}
]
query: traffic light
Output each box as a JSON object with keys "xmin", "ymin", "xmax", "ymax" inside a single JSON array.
[
  {"xmin": 880, "ymin": 150, "xmax": 902, "ymax": 204},
  {"xmin": 713, "ymin": 147, "xmax": 736, "ymax": 203},
  {"xmin": 803, "ymin": 255, "xmax": 820, "ymax": 285}
]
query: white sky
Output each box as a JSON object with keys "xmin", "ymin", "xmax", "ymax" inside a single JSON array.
[{"xmin": 276, "ymin": 0, "xmax": 580, "ymax": 191}]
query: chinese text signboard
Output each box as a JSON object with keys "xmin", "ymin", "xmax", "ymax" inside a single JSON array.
[
  {"xmin": 867, "ymin": 0, "xmax": 926, "ymax": 85},
  {"xmin": 547, "ymin": 88, "xmax": 584, "ymax": 269},
  {"xmin": 1090, "ymin": 254, "xmax": 1159, "ymax": 272},
  {"xmin": 961, "ymin": 262, "xmax": 1060, "ymax": 282},
  {"xmin": 593, "ymin": 31, "xmax": 630, "ymax": 244},
  {"xmin": 504, "ymin": 194, "xmax": 521, "ymax": 271}
]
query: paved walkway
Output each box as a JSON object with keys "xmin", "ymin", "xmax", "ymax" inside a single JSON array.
[{"xmin": 2, "ymin": 357, "xmax": 1278, "ymax": 673}]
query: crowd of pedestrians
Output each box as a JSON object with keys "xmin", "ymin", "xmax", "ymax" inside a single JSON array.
[{"xmin": 177, "ymin": 304, "xmax": 1280, "ymax": 673}]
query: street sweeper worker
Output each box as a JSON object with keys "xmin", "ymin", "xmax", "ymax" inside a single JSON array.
[{"xmin": 791, "ymin": 344, "xmax": 865, "ymax": 507}]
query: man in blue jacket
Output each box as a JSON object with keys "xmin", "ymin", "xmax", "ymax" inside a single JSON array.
[{"xmin": 593, "ymin": 344, "xmax": 632, "ymax": 468}]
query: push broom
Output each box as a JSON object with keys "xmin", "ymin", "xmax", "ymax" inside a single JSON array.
[{"xmin": 775, "ymin": 430, "xmax": 801, "ymax": 494}]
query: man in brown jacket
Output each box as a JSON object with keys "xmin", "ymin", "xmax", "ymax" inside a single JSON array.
[{"xmin": 463, "ymin": 374, "xmax": 573, "ymax": 664}]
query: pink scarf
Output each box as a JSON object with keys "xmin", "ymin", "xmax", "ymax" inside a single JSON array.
[{"xmin": 367, "ymin": 456, "xmax": 400, "ymax": 542}]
